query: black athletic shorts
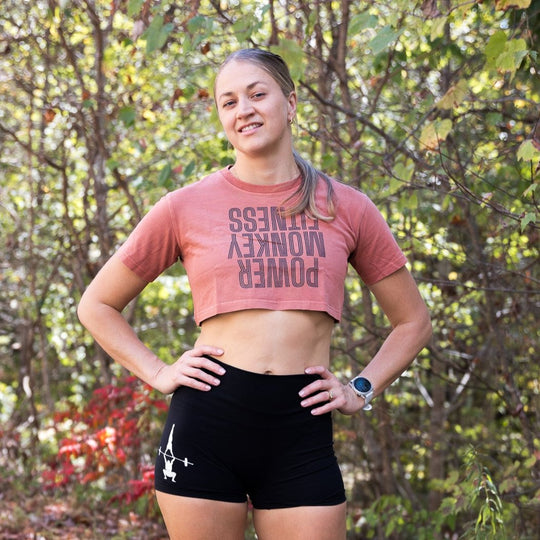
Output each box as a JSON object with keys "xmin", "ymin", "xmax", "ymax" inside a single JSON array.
[{"xmin": 154, "ymin": 356, "xmax": 346, "ymax": 509}]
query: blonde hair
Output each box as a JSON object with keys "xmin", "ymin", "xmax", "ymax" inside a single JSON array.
[{"xmin": 216, "ymin": 49, "xmax": 335, "ymax": 221}]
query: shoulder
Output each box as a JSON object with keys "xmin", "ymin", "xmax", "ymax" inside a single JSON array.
[
  {"xmin": 323, "ymin": 176, "xmax": 372, "ymax": 213},
  {"xmin": 166, "ymin": 169, "xmax": 227, "ymax": 200}
]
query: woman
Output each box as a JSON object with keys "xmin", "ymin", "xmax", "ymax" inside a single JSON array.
[{"xmin": 78, "ymin": 48, "xmax": 431, "ymax": 539}]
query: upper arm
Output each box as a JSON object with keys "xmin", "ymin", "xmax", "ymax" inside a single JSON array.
[
  {"xmin": 79, "ymin": 254, "xmax": 149, "ymax": 314},
  {"xmin": 368, "ymin": 266, "xmax": 430, "ymax": 330}
]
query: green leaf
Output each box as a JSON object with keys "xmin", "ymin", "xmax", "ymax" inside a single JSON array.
[
  {"xmin": 369, "ymin": 26, "xmax": 402, "ymax": 54},
  {"xmin": 485, "ymin": 30, "xmax": 507, "ymax": 65},
  {"xmin": 127, "ymin": 0, "xmax": 144, "ymax": 17},
  {"xmin": 517, "ymin": 140, "xmax": 539, "ymax": 161},
  {"xmin": 393, "ymin": 159, "xmax": 414, "ymax": 183},
  {"xmin": 520, "ymin": 212, "xmax": 535, "ymax": 231},
  {"xmin": 523, "ymin": 183, "xmax": 537, "ymax": 198},
  {"xmin": 144, "ymin": 15, "xmax": 174, "ymax": 54},
  {"xmin": 430, "ymin": 17, "xmax": 447, "ymax": 41},
  {"xmin": 349, "ymin": 12, "xmax": 378, "ymax": 35},
  {"xmin": 82, "ymin": 98, "xmax": 96, "ymax": 109},
  {"xmin": 158, "ymin": 162, "xmax": 172, "ymax": 186},
  {"xmin": 106, "ymin": 158, "xmax": 119, "ymax": 170},
  {"xmin": 184, "ymin": 160, "xmax": 196, "ymax": 178},
  {"xmin": 118, "ymin": 106, "xmax": 136, "ymax": 127},
  {"xmin": 497, "ymin": 38, "xmax": 528, "ymax": 71},
  {"xmin": 187, "ymin": 15, "xmax": 212, "ymax": 34}
]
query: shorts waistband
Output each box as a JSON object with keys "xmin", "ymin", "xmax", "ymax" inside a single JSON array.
[{"xmin": 202, "ymin": 354, "xmax": 318, "ymax": 381}]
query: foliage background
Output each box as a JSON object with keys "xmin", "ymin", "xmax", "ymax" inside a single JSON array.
[{"xmin": 0, "ymin": 0, "xmax": 538, "ymax": 538}]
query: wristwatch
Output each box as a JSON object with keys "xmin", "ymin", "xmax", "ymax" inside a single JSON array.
[{"xmin": 349, "ymin": 376, "xmax": 374, "ymax": 411}]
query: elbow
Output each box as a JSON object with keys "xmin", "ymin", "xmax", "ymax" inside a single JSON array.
[
  {"xmin": 77, "ymin": 290, "xmax": 92, "ymax": 330},
  {"xmin": 419, "ymin": 307, "xmax": 433, "ymax": 347}
]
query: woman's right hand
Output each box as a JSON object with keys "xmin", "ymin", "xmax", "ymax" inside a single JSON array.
[{"xmin": 152, "ymin": 347, "xmax": 226, "ymax": 395}]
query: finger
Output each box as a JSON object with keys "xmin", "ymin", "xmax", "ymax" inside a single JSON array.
[
  {"xmin": 179, "ymin": 347, "xmax": 226, "ymax": 374},
  {"xmin": 173, "ymin": 352, "xmax": 226, "ymax": 390},
  {"xmin": 304, "ymin": 365, "xmax": 329, "ymax": 377},
  {"xmin": 299, "ymin": 387, "xmax": 334, "ymax": 410},
  {"xmin": 298, "ymin": 377, "xmax": 326, "ymax": 400}
]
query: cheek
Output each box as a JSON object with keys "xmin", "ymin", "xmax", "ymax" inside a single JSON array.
[{"xmin": 218, "ymin": 112, "xmax": 235, "ymax": 132}]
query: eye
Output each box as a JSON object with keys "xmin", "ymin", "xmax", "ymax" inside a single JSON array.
[
  {"xmin": 222, "ymin": 100, "xmax": 236, "ymax": 108},
  {"xmin": 251, "ymin": 92, "xmax": 266, "ymax": 100}
]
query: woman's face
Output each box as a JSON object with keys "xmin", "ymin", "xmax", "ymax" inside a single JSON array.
[{"xmin": 215, "ymin": 60, "xmax": 296, "ymax": 159}]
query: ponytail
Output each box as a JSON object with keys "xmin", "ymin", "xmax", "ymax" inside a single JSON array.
[{"xmin": 281, "ymin": 150, "xmax": 335, "ymax": 222}]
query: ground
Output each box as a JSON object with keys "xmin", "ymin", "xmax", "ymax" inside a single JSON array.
[{"xmin": 0, "ymin": 489, "xmax": 168, "ymax": 540}]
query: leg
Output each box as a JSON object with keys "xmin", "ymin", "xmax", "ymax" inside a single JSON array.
[
  {"xmin": 253, "ymin": 502, "xmax": 347, "ymax": 540},
  {"xmin": 156, "ymin": 491, "xmax": 248, "ymax": 540}
]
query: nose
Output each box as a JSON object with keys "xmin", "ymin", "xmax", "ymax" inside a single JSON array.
[{"xmin": 236, "ymin": 96, "xmax": 254, "ymax": 118}]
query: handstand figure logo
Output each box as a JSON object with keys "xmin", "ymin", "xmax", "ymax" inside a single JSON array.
[{"xmin": 158, "ymin": 424, "xmax": 193, "ymax": 482}]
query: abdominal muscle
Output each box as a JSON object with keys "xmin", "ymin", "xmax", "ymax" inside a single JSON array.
[{"xmin": 194, "ymin": 309, "xmax": 334, "ymax": 375}]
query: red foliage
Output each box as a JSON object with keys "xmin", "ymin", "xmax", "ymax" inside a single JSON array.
[{"xmin": 42, "ymin": 377, "xmax": 168, "ymax": 505}]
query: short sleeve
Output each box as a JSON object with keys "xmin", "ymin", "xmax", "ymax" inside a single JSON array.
[
  {"xmin": 348, "ymin": 196, "xmax": 407, "ymax": 285},
  {"xmin": 117, "ymin": 195, "xmax": 181, "ymax": 282}
]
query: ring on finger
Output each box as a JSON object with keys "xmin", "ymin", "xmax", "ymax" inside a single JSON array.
[{"xmin": 328, "ymin": 390, "xmax": 334, "ymax": 400}]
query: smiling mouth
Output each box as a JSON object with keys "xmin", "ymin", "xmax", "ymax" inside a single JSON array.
[{"xmin": 239, "ymin": 123, "xmax": 262, "ymax": 133}]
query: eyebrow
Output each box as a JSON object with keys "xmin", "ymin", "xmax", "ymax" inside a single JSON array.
[{"xmin": 218, "ymin": 81, "xmax": 266, "ymax": 100}]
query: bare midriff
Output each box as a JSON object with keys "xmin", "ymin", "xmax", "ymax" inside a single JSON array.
[{"xmin": 195, "ymin": 309, "xmax": 334, "ymax": 375}]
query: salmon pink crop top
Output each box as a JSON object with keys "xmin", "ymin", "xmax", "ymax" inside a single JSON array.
[{"xmin": 117, "ymin": 167, "xmax": 407, "ymax": 325}]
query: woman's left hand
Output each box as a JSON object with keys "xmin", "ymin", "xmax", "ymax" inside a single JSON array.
[{"xmin": 299, "ymin": 365, "xmax": 364, "ymax": 416}]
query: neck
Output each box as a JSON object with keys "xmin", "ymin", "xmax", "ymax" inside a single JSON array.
[{"xmin": 231, "ymin": 153, "xmax": 299, "ymax": 186}]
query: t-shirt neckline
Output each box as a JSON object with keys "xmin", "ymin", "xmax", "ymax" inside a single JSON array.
[{"xmin": 221, "ymin": 166, "xmax": 302, "ymax": 194}]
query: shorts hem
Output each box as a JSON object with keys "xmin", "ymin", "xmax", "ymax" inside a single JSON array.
[
  {"xmin": 251, "ymin": 495, "xmax": 347, "ymax": 510},
  {"xmin": 154, "ymin": 486, "xmax": 247, "ymax": 504}
]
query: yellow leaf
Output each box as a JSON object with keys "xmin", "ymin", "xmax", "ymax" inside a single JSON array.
[
  {"xmin": 419, "ymin": 119, "xmax": 453, "ymax": 150},
  {"xmin": 436, "ymin": 79, "xmax": 469, "ymax": 110},
  {"xmin": 496, "ymin": 0, "xmax": 531, "ymax": 10}
]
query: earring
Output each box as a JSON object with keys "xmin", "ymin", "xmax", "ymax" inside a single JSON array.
[{"xmin": 288, "ymin": 117, "xmax": 294, "ymax": 125}]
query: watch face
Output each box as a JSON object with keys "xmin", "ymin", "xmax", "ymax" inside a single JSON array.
[{"xmin": 353, "ymin": 377, "xmax": 372, "ymax": 393}]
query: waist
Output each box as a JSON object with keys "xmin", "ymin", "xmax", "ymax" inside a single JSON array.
[
  {"xmin": 175, "ymin": 355, "xmax": 327, "ymax": 419},
  {"xmin": 195, "ymin": 309, "xmax": 334, "ymax": 374}
]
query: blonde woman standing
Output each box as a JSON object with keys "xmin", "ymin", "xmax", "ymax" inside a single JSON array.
[{"xmin": 78, "ymin": 48, "xmax": 432, "ymax": 539}]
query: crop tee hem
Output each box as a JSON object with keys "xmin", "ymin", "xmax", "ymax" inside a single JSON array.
[{"xmin": 117, "ymin": 168, "xmax": 407, "ymax": 325}]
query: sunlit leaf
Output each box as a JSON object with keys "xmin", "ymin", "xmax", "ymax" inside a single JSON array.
[
  {"xmin": 517, "ymin": 140, "xmax": 539, "ymax": 161},
  {"xmin": 348, "ymin": 12, "xmax": 378, "ymax": 35},
  {"xmin": 369, "ymin": 26, "xmax": 402, "ymax": 54},
  {"xmin": 419, "ymin": 119, "xmax": 453, "ymax": 150},
  {"xmin": 436, "ymin": 79, "xmax": 468, "ymax": 109},
  {"xmin": 496, "ymin": 0, "xmax": 531, "ymax": 9},
  {"xmin": 127, "ymin": 0, "xmax": 144, "ymax": 17}
]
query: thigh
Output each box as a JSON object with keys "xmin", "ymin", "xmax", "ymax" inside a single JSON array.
[
  {"xmin": 156, "ymin": 491, "xmax": 248, "ymax": 540},
  {"xmin": 253, "ymin": 503, "xmax": 347, "ymax": 540}
]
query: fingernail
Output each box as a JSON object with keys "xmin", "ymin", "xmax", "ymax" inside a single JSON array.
[
  {"xmin": 218, "ymin": 368, "xmax": 226, "ymax": 375},
  {"xmin": 299, "ymin": 390, "xmax": 305, "ymax": 397}
]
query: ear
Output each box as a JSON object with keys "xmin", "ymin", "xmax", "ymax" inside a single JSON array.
[{"xmin": 287, "ymin": 91, "xmax": 297, "ymax": 120}]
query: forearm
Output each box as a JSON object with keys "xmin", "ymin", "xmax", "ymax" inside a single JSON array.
[{"xmin": 359, "ymin": 316, "xmax": 432, "ymax": 397}]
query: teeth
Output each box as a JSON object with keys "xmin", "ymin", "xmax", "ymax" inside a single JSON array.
[{"xmin": 240, "ymin": 123, "xmax": 261, "ymax": 133}]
